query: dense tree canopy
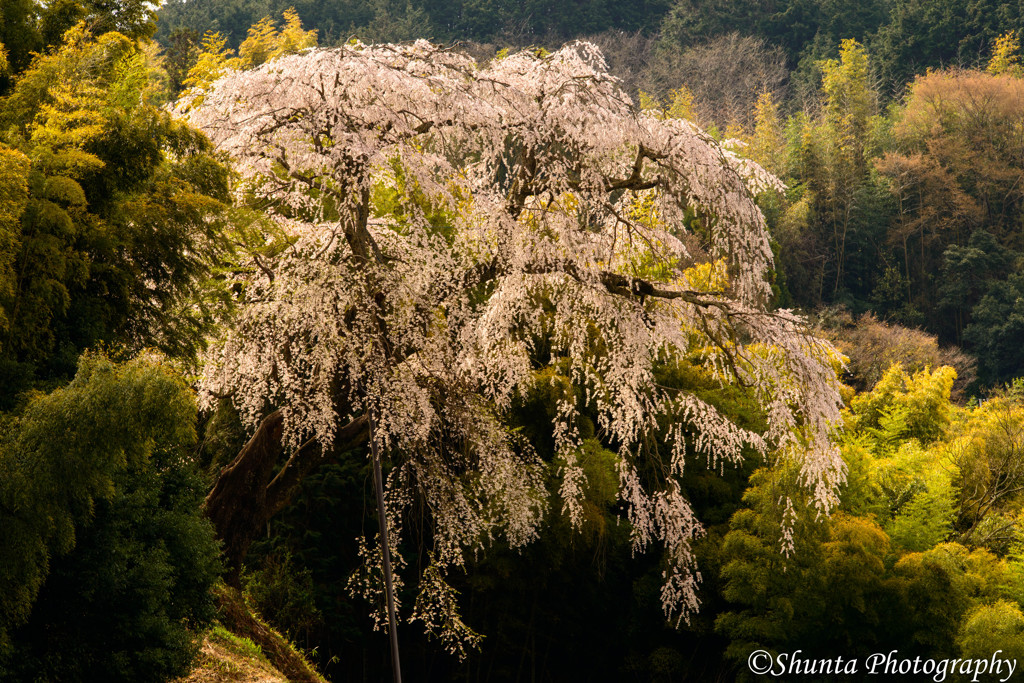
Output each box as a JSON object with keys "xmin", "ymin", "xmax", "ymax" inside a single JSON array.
[
  {"xmin": 0, "ymin": 25, "xmax": 231, "ymax": 406},
  {"xmin": 717, "ymin": 367, "xmax": 1024, "ymax": 676},
  {"xmin": 0, "ymin": 353, "xmax": 220, "ymax": 680}
]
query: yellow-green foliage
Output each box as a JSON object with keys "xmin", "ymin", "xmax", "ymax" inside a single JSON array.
[
  {"xmin": 681, "ymin": 258, "xmax": 729, "ymax": 293},
  {"xmin": 183, "ymin": 9, "xmax": 317, "ymax": 99},
  {"xmin": 639, "ymin": 86, "xmax": 696, "ymax": 122},
  {"xmin": 237, "ymin": 17, "xmax": 280, "ymax": 69},
  {"xmin": 885, "ymin": 454, "xmax": 956, "ymax": 551},
  {"xmin": 210, "ymin": 624, "xmax": 268, "ymax": 665},
  {"xmin": 988, "ymin": 31, "xmax": 1024, "ymax": 77},
  {"xmin": 959, "ymin": 600, "xmax": 1024, "ymax": 661},
  {"xmin": 666, "ymin": 86, "xmax": 696, "ymax": 121},
  {"xmin": 0, "ymin": 147, "xmax": 28, "ymax": 334},
  {"xmin": 0, "ymin": 23, "xmax": 232, "ymax": 377},
  {"xmin": 944, "ymin": 396, "xmax": 1024, "ymax": 550},
  {"xmin": 749, "ymin": 90, "xmax": 785, "ymax": 174},
  {"xmin": 895, "ymin": 543, "xmax": 1019, "ymax": 607},
  {"xmin": 616, "ymin": 190, "xmax": 681, "ymax": 282},
  {"xmin": 840, "ymin": 365, "xmax": 960, "ymax": 550},
  {"xmin": 239, "ymin": 9, "xmax": 316, "ymax": 69},
  {"xmin": 887, "ymin": 543, "xmax": 1012, "ymax": 649},
  {"xmin": 717, "ymin": 464, "xmax": 892, "ymax": 665},
  {"xmin": 840, "ymin": 365, "xmax": 1024, "ymax": 556},
  {"xmin": 181, "ymin": 31, "xmax": 233, "ymax": 96},
  {"xmin": 370, "ymin": 155, "xmax": 457, "ymax": 240},
  {"xmin": 720, "ymin": 359, "xmax": 1024, "ymax": 667},
  {"xmin": 849, "ymin": 364, "xmax": 956, "ymax": 447},
  {"xmin": 820, "ymin": 39, "xmax": 875, "ymax": 166}
]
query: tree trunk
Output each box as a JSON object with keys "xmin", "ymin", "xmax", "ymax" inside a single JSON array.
[
  {"xmin": 204, "ymin": 410, "xmax": 285, "ymax": 586},
  {"xmin": 204, "ymin": 410, "xmax": 369, "ymax": 585}
]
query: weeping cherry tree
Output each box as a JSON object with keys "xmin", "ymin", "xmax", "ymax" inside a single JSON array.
[{"xmin": 179, "ymin": 40, "xmax": 845, "ymax": 655}]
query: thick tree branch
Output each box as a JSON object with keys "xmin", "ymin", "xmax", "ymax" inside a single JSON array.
[
  {"xmin": 265, "ymin": 414, "xmax": 370, "ymax": 519},
  {"xmin": 470, "ymin": 256, "xmax": 725, "ymax": 305},
  {"xmin": 604, "ymin": 144, "xmax": 665, "ymax": 192}
]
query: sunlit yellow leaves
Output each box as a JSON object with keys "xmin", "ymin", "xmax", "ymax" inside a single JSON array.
[
  {"xmin": 273, "ymin": 9, "xmax": 317, "ymax": 59},
  {"xmin": 238, "ymin": 7, "xmax": 319, "ymax": 70},
  {"xmin": 988, "ymin": 31, "xmax": 1023, "ymax": 77},
  {"xmin": 29, "ymin": 80, "xmax": 104, "ymax": 159},
  {"xmin": 237, "ymin": 17, "xmax": 279, "ymax": 69},
  {"xmin": 749, "ymin": 90, "xmax": 785, "ymax": 174},
  {"xmin": 820, "ymin": 39, "xmax": 874, "ymax": 165},
  {"xmin": 182, "ymin": 10, "xmax": 318, "ymax": 105},
  {"xmin": 680, "ymin": 257, "xmax": 728, "ymax": 293},
  {"xmin": 625, "ymin": 187, "xmax": 659, "ymax": 228},
  {"xmin": 639, "ymin": 86, "xmax": 696, "ymax": 122},
  {"xmin": 181, "ymin": 31, "xmax": 232, "ymax": 99},
  {"xmin": 848, "ymin": 364, "xmax": 956, "ymax": 447},
  {"xmin": 107, "ymin": 47, "xmax": 163, "ymax": 109}
]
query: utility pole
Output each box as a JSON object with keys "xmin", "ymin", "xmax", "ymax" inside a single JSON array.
[{"xmin": 370, "ymin": 410, "xmax": 403, "ymax": 683}]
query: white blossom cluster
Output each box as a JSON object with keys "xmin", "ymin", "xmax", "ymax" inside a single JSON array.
[
  {"xmin": 180, "ymin": 40, "xmax": 845, "ymax": 650},
  {"xmin": 722, "ymin": 138, "xmax": 789, "ymax": 196}
]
